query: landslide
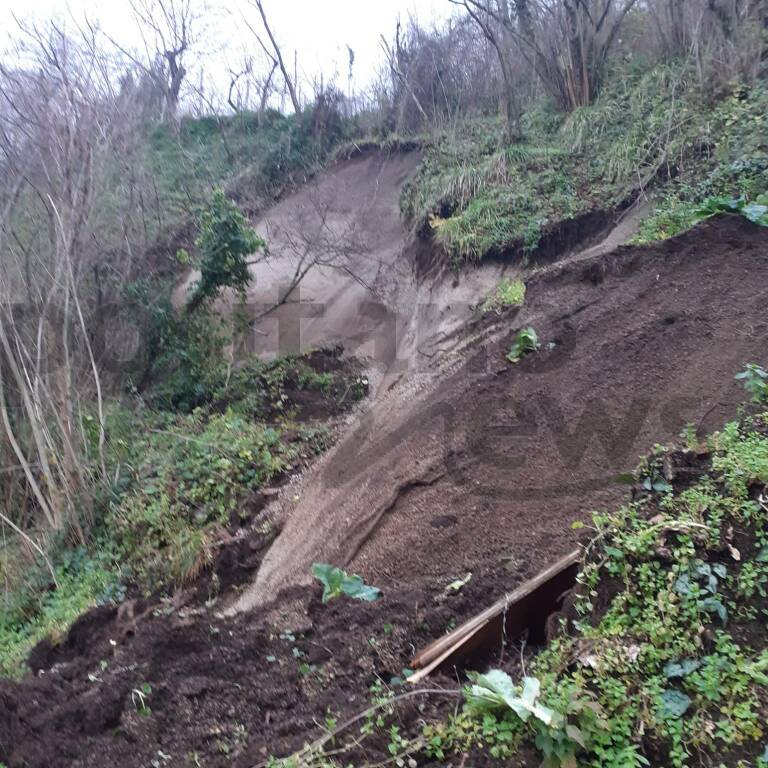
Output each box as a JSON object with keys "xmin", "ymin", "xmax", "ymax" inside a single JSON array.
[
  {"xmin": 1, "ymin": 214, "xmax": 766, "ymax": 768},
  {"xmin": 238, "ymin": 213, "xmax": 768, "ymax": 610}
]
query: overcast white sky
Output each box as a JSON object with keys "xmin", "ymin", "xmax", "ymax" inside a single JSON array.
[{"xmin": 0, "ymin": 0, "xmax": 454, "ymax": 103}]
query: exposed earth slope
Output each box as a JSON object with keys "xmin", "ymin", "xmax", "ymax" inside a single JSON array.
[
  {"xmin": 1, "ymin": 149, "xmax": 767, "ymax": 768},
  {"xmin": 237, "ymin": 213, "xmax": 768, "ymax": 612}
]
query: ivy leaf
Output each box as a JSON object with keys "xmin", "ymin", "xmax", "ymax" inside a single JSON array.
[
  {"xmin": 674, "ymin": 572, "xmax": 692, "ymax": 596},
  {"xmin": 743, "ymin": 202, "xmax": 768, "ymax": 225},
  {"xmin": 664, "ymin": 659, "xmax": 701, "ymax": 679},
  {"xmin": 660, "ymin": 689, "xmax": 691, "ymax": 719},
  {"xmin": 652, "ymin": 477, "xmax": 672, "ymax": 493},
  {"xmin": 756, "ymin": 546, "xmax": 768, "ymax": 563},
  {"xmin": 700, "ymin": 597, "xmax": 728, "ymax": 624}
]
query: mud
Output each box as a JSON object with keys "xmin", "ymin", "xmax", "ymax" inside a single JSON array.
[
  {"xmin": 0, "ymin": 558, "xmax": 538, "ymax": 768},
  {"xmin": 237, "ymin": 214, "xmax": 767, "ymax": 611}
]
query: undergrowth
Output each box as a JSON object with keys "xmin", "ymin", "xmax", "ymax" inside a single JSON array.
[
  {"xmin": 401, "ymin": 65, "xmax": 767, "ymax": 266},
  {"xmin": 0, "ymin": 347, "xmax": 366, "ymax": 677},
  {"xmin": 267, "ymin": 388, "xmax": 768, "ymax": 767},
  {"xmin": 145, "ymin": 107, "xmax": 356, "ymax": 238},
  {"xmin": 426, "ymin": 410, "xmax": 768, "ymax": 767}
]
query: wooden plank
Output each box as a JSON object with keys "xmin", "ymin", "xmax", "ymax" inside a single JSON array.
[{"xmin": 408, "ymin": 548, "xmax": 580, "ymax": 681}]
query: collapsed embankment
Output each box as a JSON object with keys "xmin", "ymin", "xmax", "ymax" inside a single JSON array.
[
  {"xmin": 238, "ymin": 213, "xmax": 768, "ymax": 611},
  {"xmin": 1, "ymin": 212, "xmax": 766, "ymax": 768}
]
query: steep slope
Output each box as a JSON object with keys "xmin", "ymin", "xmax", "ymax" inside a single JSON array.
[
  {"xmin": 2, "ymin": 210, "xmax": 766, "ymax": 768},
  {"xmin": 236, "ymin": 214, "xmax": 768, "ymax": 611}
]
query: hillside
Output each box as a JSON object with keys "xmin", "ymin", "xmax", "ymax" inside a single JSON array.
[{"xmin": 1, "ymin": 3, "xmax": 767, "ymax": 767}]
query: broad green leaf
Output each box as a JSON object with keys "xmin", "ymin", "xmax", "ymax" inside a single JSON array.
[
  {"xmin": 311, "ymin": 563, "xmax": 344, "ymax": 602},
  {"xmin": 467, "ymin": 671, "xmax": 555, "ymax": 725},
  {"xmin": 341, "ymin": 575, "xmax": 381, "ymax": 602},
  {"xmin": 660, "ymin": 689, "xmax": 691, "ymax": 719},
  {"xmin": 311, "ymin": 564, "xmax": 380, "ymax": 603},
  {"xmin": 664, "ymin": 659, "xmax": 701, "ymax": 678}
]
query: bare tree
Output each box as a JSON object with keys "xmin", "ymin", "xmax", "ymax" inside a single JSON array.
[
  {"xmin": 454, "ymin": 0, "xmax": 639, "ymax": 113},
  {"xmin": 226, "ymin": 54, "xmax": 279, "ymax": 116},
  {"xmin": 648, "ymin": 0, "xmax": 765, "ymax": 85},
  {"xmin": 450, "ymin": 2, "xmax": 525, "ymax": 139},
  {"xmin": 245, "ymin": 0, "xmax": 301, "ymax": 114},
  {"xmin": 0, "ymin": 22, "xmax": 141, "ymax": 539},
  {"xmin": 120, "ymin": 0, "xmax": 201, "ymax": 123}
]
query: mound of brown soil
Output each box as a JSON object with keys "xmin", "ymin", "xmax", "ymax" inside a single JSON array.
[
  {"xmin": 0, "ymin": 560, "xmax": 533, "ymax": 768},
  {"xmin": 244, "ymin": 214, "xmax": 768, "ymax": 607}
]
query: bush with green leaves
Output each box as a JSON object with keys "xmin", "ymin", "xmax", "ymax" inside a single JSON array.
[
  {"xmin": 634, "ymin": 83, "xmax": 768, "ymax": 243},
  {"xmin": 109, "ymin": 409, "xmax": 293, "ymax": 592},
  {"xmin": 519, "ymin": 418, "xmax": 767, "ymax": 766},
  {"xmin": 311, "ymin": 564, "xmax": 381, "ymax": 603},
  {"xmin": 0, "ymin": 547, "xmax": 120, "ymax": 677},
  {"xmin": 482, "ymin": 278, "xmax": 526, "ymax": 314},
  {"xmin": 507, "ymin": 327, "xmax": 540, "ymax": 363},
  {"xmin": 736, "ymin": 363, "xmax": 768, "ymax": 403},
  {"xmin": 184, "ymin": 189, "xmax": 264, "ymax": 310},
  {"xmin": 416, "ymin": 411, "xmax": 768, "ymax": 767}
]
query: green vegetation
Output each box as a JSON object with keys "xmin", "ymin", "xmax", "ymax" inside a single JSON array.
[
  {"xmin": 507, "ymin": 327, "xmax": 540, "ymax": 363},
  {"xmin": 401, "ymin": 70, "xmax": 768, "ymax": 265},
  {"xmin": 482, "ymin": 278, "xmax": 526, "ymax": 314},
  {"xmin": 0, "ymin": 349, "xmax": 366, "ymax": 676},
  {"xmin": 132, "ymin": 683, "xmax": 153, "ymax": 717},
  {"xmin": 424, "ymin": 410, "xmax": 768, "ymax": 767},
  {"xmin": 146, "ymin": 107, "xmax": 355, "ymax": 236},
  {"xmin": 634, "ymin": 84, "xmax": 768, "ymax": 243},
  {"xmin": 311, "ymin": 564, "xmax": 381, "ymax": 603},
  {"xmin": 183, "ymin": 188, "xmax": 265, "ymax": 310},
  {"xmin": 0, "ymin": 548, "xmax": 120, "ymax": 677},
  {"xmin": 109, "ymin": 410, "xmax": 291, "ymax": 593},
  {"xmin": 737, "ymin": 364, "xmax": 768, "ymax": 404}
]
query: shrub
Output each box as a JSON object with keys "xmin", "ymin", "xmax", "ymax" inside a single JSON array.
[
  {"xmin": 482, "ymin": 279, "xmax": 526, "ymax": 313},
  {"xmin": 0, "ymin": 548, "xmax": 120, "ymax": 677},
  {"xmin": 185, "ymin": 189, "xmax": 264, "ymax": 310},
  {"xmin": 110, "ymin": 410, "xmax": 291, "ymax": 592}
]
